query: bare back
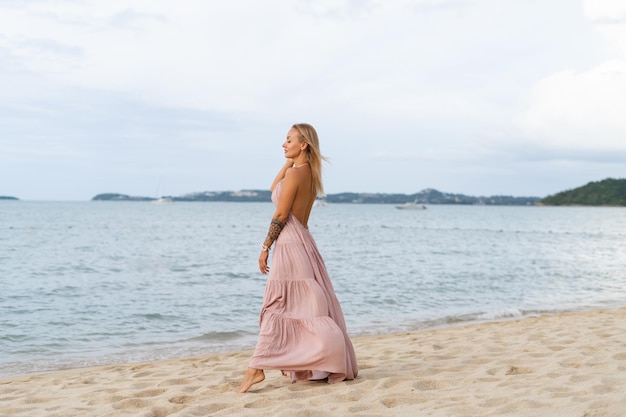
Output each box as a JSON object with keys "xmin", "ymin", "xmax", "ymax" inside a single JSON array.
[
  {"xmin": 271, "ymin": 163, "xmax": 316, "ymax": 229},
  {"xmin": 286, "ymin": 165, "xmax": 315, "ymax": 228}
]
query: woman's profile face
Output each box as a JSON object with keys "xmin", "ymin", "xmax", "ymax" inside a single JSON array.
[{"xmin": 283, "ymin": 128, "xmax": 305, "ymax": 159}]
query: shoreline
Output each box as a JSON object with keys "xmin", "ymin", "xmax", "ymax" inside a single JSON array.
[
  {"xmin": 0, "ymin": 304, "xmax": 612, "ymax": 380},
  {"xmin": 2, "ymin": 307, "xmax": 626, "ymax": 416}
]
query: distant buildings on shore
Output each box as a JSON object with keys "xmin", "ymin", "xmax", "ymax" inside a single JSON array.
[{"xmin": 91, "ymin": 189, "xmax": 541, "ymax": 206}]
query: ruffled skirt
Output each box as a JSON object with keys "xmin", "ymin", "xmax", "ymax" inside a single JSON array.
[{"xmin": 248, "ymin": 214, "xmax": 358, "ymax": 383}]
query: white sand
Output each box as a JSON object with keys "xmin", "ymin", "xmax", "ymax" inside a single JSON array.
[{"xmin": 2, "ymin": 308, "xmax": 626, "ymax": 417}]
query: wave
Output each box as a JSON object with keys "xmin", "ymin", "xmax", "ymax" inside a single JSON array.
[{"xmin": 186, "ymin": 330, "xmax": 254, "ymax": 343}]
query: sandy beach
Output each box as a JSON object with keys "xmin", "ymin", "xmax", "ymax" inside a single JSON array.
[{"xmin": 2, "ymin": 307, "xmax": 626, "ymax": 417}]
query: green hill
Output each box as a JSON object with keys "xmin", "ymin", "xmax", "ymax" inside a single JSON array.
[{"xmin": 541, "ymin": 178, "xmax": 626, "ymax": 206}]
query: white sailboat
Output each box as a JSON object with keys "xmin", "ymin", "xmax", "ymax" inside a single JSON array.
[
  {"xmin": 152, "ymin": 196, "xmax": 174, "ymax": 204},
  {"xmin": 151, "ymin": 176, "xmax": 174, "ymax": 204}
]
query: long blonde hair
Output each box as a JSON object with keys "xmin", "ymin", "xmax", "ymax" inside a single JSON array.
[{"xmin": 292, "ymin": 123, "xmax": 328, "ymax": 197}]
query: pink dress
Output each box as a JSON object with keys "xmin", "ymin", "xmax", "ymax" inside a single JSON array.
[{"xmin": 248, "ymin": 180, "xmax": 358, "ymax": 384}]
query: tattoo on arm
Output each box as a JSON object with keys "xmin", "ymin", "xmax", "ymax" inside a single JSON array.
[{"xmin": 264, "ymin": 218, "xmax": 285, "ymax": 247}]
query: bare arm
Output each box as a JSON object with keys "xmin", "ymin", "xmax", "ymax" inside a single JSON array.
[
  {"xmin": 264, "ymin": 168, "xmax": 298, "ymax": 248},
  {"xmin": 258, "ymin": 168, "xmax": 299, "ymax": 274}
]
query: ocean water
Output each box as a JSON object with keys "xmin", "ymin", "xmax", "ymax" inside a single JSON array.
[{"xmin": 1, "ymin": 201, "xmax": 625, "ymax": 377}]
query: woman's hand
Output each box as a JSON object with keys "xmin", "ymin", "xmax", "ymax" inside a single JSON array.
[
  {"xmin": 258, "ymin": 250, "xmax": 270, "ymax": 274},
  {"xmin": 271, "ymin": 159, "xmax": 295, "ymax": 192}
]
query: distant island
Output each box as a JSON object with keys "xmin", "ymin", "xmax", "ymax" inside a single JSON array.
[
  {"xmin": 541, "ymin": 178, "xmax": 626, "ymax": 206},
  {"xmin": 0, "ymin": 196, "xmax": 19, "ymax": 200},
  {"xmin": 92, "ymin": 193, "xmax": 154, "ymax": 202},
  {"xmin": 93, "ymin": 189, "xmax": 540, "ymax": 206}
]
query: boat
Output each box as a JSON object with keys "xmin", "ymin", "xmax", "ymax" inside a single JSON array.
[
  {"xmin": 151, "ymin": 197, "xmax": 174, "ymax": 204},
  {"xmin": 313, "ymin": 199, "xmax": 328, "ymax": 207},
  {"xmin": 395, "ymin": 201, "xmax": 426, "ymax": 210},
  {"xmin": 151, "ymin": 176, "xmax": 173, "ymax": 204}
]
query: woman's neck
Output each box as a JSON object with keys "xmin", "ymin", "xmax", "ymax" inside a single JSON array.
[{"xmin": 292, "ymin": 157, "xmax": 308, "ymax": 167}]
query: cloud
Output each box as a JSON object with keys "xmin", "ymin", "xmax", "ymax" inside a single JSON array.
[
  {"xmin": 515, "ymin": 60, "xmax": 626, "ymax": 150},
  {"xmin": 0, "ymin": 1, "xmax": 483, "ymax": 116},
  {"xmin": 584, "ymin": 0, "xmax": 626, "ymax": 26},
  {"xmin": 515, "ymin": 0, "xmax": 626, "ymax": 152},
  {"xmin": 294, "ymin": 0, "xmax": 375, "ymax": 19}
]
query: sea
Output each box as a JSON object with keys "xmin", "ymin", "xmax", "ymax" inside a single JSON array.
[{"xmin": 1, "ymin": 200, "xmax": 625, "ymax": 377}]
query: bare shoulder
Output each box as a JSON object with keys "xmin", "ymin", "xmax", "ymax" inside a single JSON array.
[{"xmin": 283, "ymin": 166, "xmax": 307, "ymax": 183}]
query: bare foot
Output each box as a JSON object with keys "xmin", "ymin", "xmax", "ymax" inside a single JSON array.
[{"xmin": 238, "ymin": 368, "xmax": 265, "ymax": 393}]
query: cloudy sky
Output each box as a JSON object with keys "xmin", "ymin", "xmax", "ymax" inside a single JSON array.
[{"xmin": 1, "ymin": 0, "xmax": 625, "ymax": 200}]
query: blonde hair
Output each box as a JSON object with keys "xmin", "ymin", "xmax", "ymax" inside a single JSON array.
[{"xmin": 292, "ymin": 123, "xmax": 328, "ymax": 197}]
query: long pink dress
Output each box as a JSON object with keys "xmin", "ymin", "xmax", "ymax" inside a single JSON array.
[{"xmin": 248, "ymin": 180, "xmax": 358, "ymax": 384}]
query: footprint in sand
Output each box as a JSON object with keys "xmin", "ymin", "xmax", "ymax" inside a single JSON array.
[
  {"xmin": 135, "ymin": 388, "xmax": 167, "ymax": 397},
  {"xmin": 505, "ymin": 366, "xmax": 532, "ymax": 375},
  {"xmin": 168, "ymin": 395, "xmax": 194, "ymax": 404}
]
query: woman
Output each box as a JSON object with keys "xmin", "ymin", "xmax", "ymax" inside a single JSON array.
[{"xmin": 238, "ymin": 123, "xmax": 358, "ymax": 393}]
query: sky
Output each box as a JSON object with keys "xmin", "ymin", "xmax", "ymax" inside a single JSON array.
[{"xmin": 1, "ymin": 0, "xmax": 625, "ymax": 201}]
